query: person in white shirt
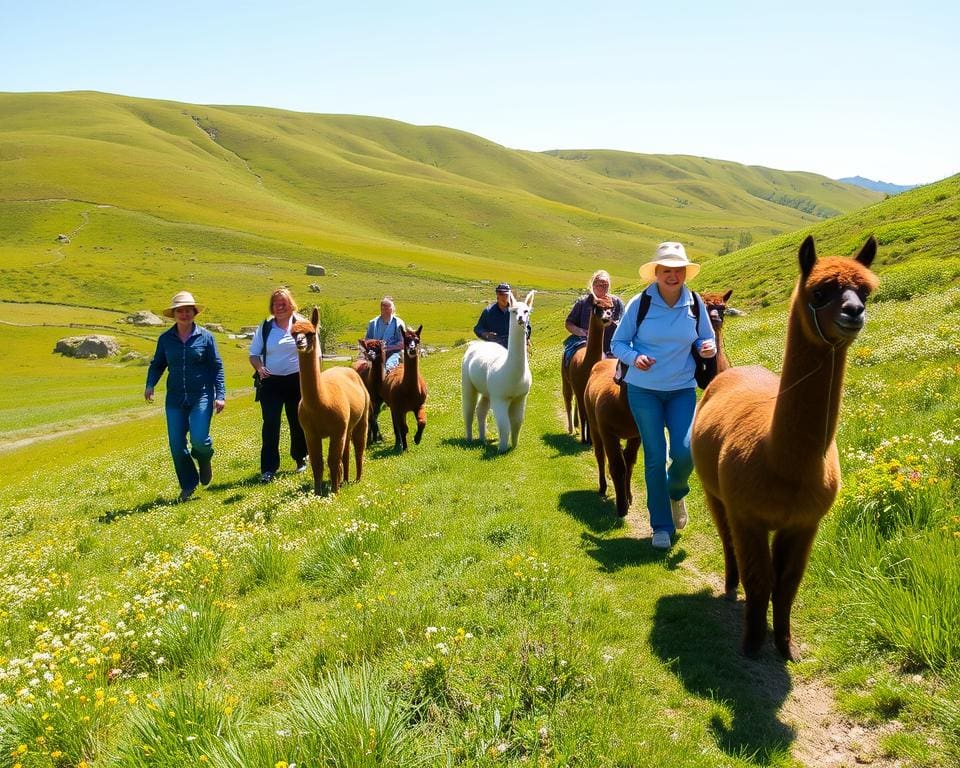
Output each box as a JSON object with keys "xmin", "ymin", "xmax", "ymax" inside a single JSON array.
[{"xmin": 248, "ymin": 288, "xmax": 308, "ymax": 482}]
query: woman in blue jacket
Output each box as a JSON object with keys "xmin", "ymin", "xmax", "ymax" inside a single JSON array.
[
  {"xmin": 145, "ymin": 291, "xmax": 226, "ymax": 502},
  {"xmin": 610, "ymin": 243, "xmax": 716, "ymax": 550}
]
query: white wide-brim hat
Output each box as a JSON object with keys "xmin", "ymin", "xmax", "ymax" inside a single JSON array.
[
  {"xmin": 162, "ymin": 290, "xmax": 205, "ymax": 318},
  {"xmin": 639, "ymin": 242, "xmax": 701, "ymax": 283}
]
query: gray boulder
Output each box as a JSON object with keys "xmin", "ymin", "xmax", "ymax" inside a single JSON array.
[
  {"xmin": 123, "ymin": 310, "xmax": 166, "ymax": 326},
  {"xmin": 55, "ymin": 335, "xmax": 121, "ymax": 359},
  {"xmin": 306, "ymin": 264, "xmax": 326, "ymax": 276}
]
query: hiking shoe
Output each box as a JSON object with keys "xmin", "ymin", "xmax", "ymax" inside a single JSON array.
[
  {"xmin": 260, "ymin": 471, "xmax": 275, "ymax": 483},
  {"xmin": 199, "ymin": 460, "xmax": 213, "ymax": 486},
  {"xmin": 651, "ymin": 530, "xmax": 672, "ymax": 550},
  {"xmin": 295, "ymin": 461, "xmax": 308, "ymax": 474},
  {"xmin": 671, "ymin": 497, "xmax": 689, "ymax": 530},
  {"xmin": 178, "ymin": 486, "xmax": 196, "ymax": 503}
]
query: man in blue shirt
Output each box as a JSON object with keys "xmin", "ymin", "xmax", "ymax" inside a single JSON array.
[
  {"xmin": 365, "ymin": 296, "xmax": 406, "ymax": 372},
  {"xmin": 473, "ymin": 283, "xmax": 531, "ymax": 348}
]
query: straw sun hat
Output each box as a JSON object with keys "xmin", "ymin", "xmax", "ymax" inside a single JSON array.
[
  {"xmin": 639, "ymin": 242, "xmax": 701, "ymax": 283},
  {"xmin": 162, "ymin": 290, "xmax": 205, "ymax": 318}
]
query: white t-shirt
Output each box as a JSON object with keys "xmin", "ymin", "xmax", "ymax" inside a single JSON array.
[{"xmin": 249, "ymin": 317, "xmax": 301, "ymax": 376}]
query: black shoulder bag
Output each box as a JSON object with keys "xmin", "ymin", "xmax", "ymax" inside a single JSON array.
[
  {"xmin": 252, "ymin": 318, "xmax": 272, "ymax": 401},
  {"xmin": 615, "ymin": 291, "xmax": 716, "ymax": 390}
]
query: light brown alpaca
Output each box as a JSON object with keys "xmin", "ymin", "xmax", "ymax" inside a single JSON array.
[
  {"xmin": 352, "ymin": 338, "xmax": 386, "ymax": 443},
  {"xmin": 292, "ymin": 308, "xmax": 370, "ymax": 495},
  {"xmin": 561, "ymin": 295, "xmax": 615, "ymax": 443},
  {"xmin": 379, "ymin": 325, "xmax": 428, "ymax": 452},
  {"xmin": 692, "ymin": 236, "xmax": 878, "ymax": 660},
  {"xmin": 583, "ymin": 290, "xmax": 732, "ymax": 518}
]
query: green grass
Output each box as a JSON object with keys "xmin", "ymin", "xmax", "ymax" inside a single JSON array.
[{"xmin": 1, "ymin": 90, "xmax": 959, "ymax": 767}]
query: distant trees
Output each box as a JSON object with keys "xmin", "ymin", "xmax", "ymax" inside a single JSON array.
[{"xmin": 717, "ymin": 231, "xmax": 754, "ymax": 255}]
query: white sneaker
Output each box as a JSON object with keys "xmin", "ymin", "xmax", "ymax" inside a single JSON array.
[
  {"xmin": 671, "ymin": 497, "xmax": 689, "ymax": 530},
  {"xmin": 651, "ymin": 530, "xmax": 672, "ymax": 550}
]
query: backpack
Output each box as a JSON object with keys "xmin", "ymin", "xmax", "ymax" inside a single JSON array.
[{"xmin": 614, "ymin": 290, "xmax": 717, "ymax": 390}]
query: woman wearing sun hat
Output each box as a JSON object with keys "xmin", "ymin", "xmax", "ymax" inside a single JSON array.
[
  {"xmin": 610, "ymin": 243, "xmax": 716, "ymax": 550},
  {"xmin": 145, "ymin": 291, "xmax": 226, "ymax": 502}
]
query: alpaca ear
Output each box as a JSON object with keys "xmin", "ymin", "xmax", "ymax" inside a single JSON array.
[
  {"xmin": 507, "ymin": 293, "xmax": 515, "ymax": 308},
  {"xmin": 524, "ymin": 290, "xmax": 536, "ymax": 307},
  {"xmin": 723, "ymin": 289, "xmax": 733, "ymax": 302},
  {"xmin": 415, "ymin": 324, "xmax": 423, "ymax": 335},
  {"xmin": 856, "ymin": 236, "xmax": 877, "ymax": 268},
  {"xmin": 798, "ymin": 235, "xmax": 817, "ymax": 278},
  {"xmin": 311, "ymin": 306, "xmax": 320, "ymax": 328}
]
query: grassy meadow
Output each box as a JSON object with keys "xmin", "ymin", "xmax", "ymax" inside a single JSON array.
[{"xmin": 1, "ymin": 90, "xmax": 959, "ymax": 766}]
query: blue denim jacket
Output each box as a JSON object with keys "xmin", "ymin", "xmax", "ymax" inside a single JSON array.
[{"xmin": 146, "ymin": 324, "xmax": 226, "ymax": 405}]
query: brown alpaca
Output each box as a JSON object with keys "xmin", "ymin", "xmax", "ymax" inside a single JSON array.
[
  {"xmin": 379, "ymin": 324, "xmax": 428, "ymax": 452},
  {"xmin": 583, "ymin": 290, "xmax": 732, "ymax": 517},
  {"xmin": 352, "ymin": 338, "xmax": 386, "ymax": 443},
  {"xmin": 561, "ymin": 295, "xmax": 615, "ymax": 443},
  {"xmin": 691, "ymin": 236, "xmax": 878, "ymax": 660},
  {"xmin": 699, "ymin": 290, "xmax": 733, "ymax": 373},
  {"xmin": 292, "ymin": 308, "xmax": 370, "ymax": 495}
]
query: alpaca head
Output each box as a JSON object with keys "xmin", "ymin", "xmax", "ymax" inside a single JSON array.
[
  {"xmin": 359, "ymin": 338, "xmax": 384, "ymax": 363},
  {"xmin": 402, "ymin": 325, "xmax": 423, "ymax": 360},
  {"xmin": 292, "ymin": 308, "xmax": 321, "ymax": 355},
  {"xmin": 507, "ymin": 290, "xmax": 535, "ymax": 331},
  {"xmin": 699, "ymin": 290, "xmax": 733, "ymax": 332},
  {"xmin": 796, "ymin": 235, "xmax": 879, "ymax": 346},
  {"xmin": 591, "ymin": 294, "xmax": 615, "ymax": 325}
]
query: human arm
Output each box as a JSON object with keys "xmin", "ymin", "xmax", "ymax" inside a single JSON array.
[
  {"xmin": 144, "ymin": 335, "xmax": 167, "ymax": 402},
  {"xmin": 473, "ymin": 307, "xmax": 498, "ymax": 341},
  {"xmin": 611, "ymin": 295, "xmax": 654, "ymax": 370},
  {"xmin": 248, "ymin": 323, "xmax": 271, "ymax": 377},
  {"xmin": 208, "ymin": 334, "xmax": 226, "ymax": 410},
  {"xmin": 564, "ymin": 298, "xmax": 588, "ymax": 338},
  {"xmin": 693, "ymin": 293, "xmax": 717, "ymax": 358}
]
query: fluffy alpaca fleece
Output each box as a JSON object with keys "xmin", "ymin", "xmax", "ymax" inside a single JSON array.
[
  {"xmin": 692, "ymin": 236, "xmax": 878, "ymax": 660},
  {"xmin": 380, "ymin": 324, "xmax": 428, "ymax": 452},
  {"xmin": 461, "ymin": 290, "xmax": 535, "ymax": 453}
]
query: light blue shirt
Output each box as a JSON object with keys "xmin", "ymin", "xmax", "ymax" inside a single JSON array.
[
  {"xmin": 249, "ymin": 317, "xmax": 301, "ymax": 376},
  {"xmin": 611, "ymin": 284, "xmax": 716, "ymax": 391},
  {"xmin": 365, "ymin": 315, "xmax": 405, "ymax": 350}
]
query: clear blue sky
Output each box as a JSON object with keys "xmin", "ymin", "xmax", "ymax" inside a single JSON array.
[{"xmin": 3, "ymin": 0, "xmax": 957, "ymax": 184}]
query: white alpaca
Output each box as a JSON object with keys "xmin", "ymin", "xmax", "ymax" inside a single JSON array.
[{"xmin": 462, "ymin": 291, "xmax": 536, "ymax": 453}]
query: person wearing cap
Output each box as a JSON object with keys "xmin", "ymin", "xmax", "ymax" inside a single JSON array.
[
  {"xmin": 365, "ymin": 296, "xmax": 406, "ymax": 372},
  {"xmin": 145, "ymin": 291, "xmax": 226, "ymax": 503},
  {"xmin": 563, "ymin": 269, "xmax": 625, "ymax": 365},
  {"xmin": 473, "ymin": 282, "xmax": 532, "ymax": 348},
  {"xmin": 610, "ymin": 243, "xmax": 716, "ymax": 550},
  {"xmin": 249, "ymin": 287, "xmax": 308, "ymax": 483}
]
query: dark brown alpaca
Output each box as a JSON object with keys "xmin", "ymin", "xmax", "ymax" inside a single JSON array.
[
  {"xmin": 561, "ymin": 295, "xmax": 615, "ymax": 443},
  {"xmin": 583, "ymin": 290, "xmax": 732, "ymax": 518},
  {"xmin": 292, "ymin": 308, "xmax": 370, "ymax": 495},
  {"xmin": 352, "ymin": 338, "xmax": 386, "ymax": 443},
  {"xmin": 379, "ymin": 324, "xmax": 428, "ymax": 452},
  {"xmin": 692, "ymin": 236, "xmax": 878, "ymax": 660},
  {"xmin": 699, "ymin": 290, "xmax": 733, "ymax": 373}
]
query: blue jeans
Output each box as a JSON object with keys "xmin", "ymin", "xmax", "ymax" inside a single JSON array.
[
  {"xmin": 165, "ymin": 395, "xmax": 215, "ymax": 491},
  {"xmin": 626, "ymin": 385, "xmax": 697, "ymax": 534},
  {"xmin": 385, "ymin": 352, "xmax": 402, "ymax": 372}
]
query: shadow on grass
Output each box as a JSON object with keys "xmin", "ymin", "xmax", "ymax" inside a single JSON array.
[
  {"xmin": 557, "ymin": 489, "xmax": 621, "ymax": 533},
  {"xmin": 438, "ymin": 435, "xmax": 517, "ymax": 461},
  {"xmin": 540, "ymin": 432, "xmax": 591, "ymax": 458},
  {"xmin": 98, "ymin": 495, "xmax": 175, "ymax": 523},
  {"xmin": 650, "ymin": 589, "xmax": 795, "ymax": 764}
]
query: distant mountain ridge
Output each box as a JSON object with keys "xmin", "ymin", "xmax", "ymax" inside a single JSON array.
[{"xmin": 838, "ymin": 176, "xmax": 918, "ymax": 195}]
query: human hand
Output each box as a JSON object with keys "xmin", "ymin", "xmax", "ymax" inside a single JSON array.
[
  {"xmin": 214, "ymin": 399, "xmax": 226, "ymax": 414},
  {"xmin": 144, "ymin": 387, "xmax": 154, "ymax": 403},
  {"xmin": 258, "ymin": 366, "xmax": 271, "ymax": 379},
  {"xmin": 699, "ymin": 340, "xmax": 717, "ymax": 359},
  {"xmin": 634, "ymin": 354, "xmax": 656, "ymax": 371}
]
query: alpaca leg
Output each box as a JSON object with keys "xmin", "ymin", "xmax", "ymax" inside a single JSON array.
[
  {"xmin": 576, "ymin": 394, "xmax": 590, "ymax": 445},
  {"xmin": 413, "ymin": 405, "xmax": 426, "ymax": 445},
  {"xmin": 730, "ymin": 521, "xmax": 773, "ymax": 658},
  {"xmin": 561, "ymin": 364, "xmax": 574, "ymax": 433},
  {"xmin": 492, "ymin": 400, "xmax": 512, "ymax": 453},
  {"xmin": 475, "ymin": 395, "xmax": 491, "ymax": 443},
  {"xmin": 507, "ymin": 397, "xmax": 526, "ymax": 450},
  {"xmin": 591, "ymin": 430, "xmax": 607, "ymax": 497},
  {"xmin": 623, "ymin": 437, "xmax": 640, "ymax": 509},
  {"xmin": 462, "ymin": 373, "xmax": 477, "ymax": 442},
  {"xmin": 771, "ymin": 524, "xmax": 819, "ymax": 661},
  {"xmin": 352, "ymin": 419, "xmax": 366, "ymax": 482},
  {"xmin": 390, "ymin": 407, "xmax": 406, "ymax": 452},
  {"xmin": 606, "ymin": 443, "xmax": 629, "ymax": 517},
  {"xmin": 705, "ymin": 493, "xmax": 739, "ymax": 600},
  {"xmin": 327, "ymin": 433, "xmax": 346, "ymax": 493},
  {"xmin": 307, "ymin": 437, "xmax": 325, "ymax": 496},
  {"xmin": 341, "ymin": 433, "xmax": 351, "ymax": 484}
]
